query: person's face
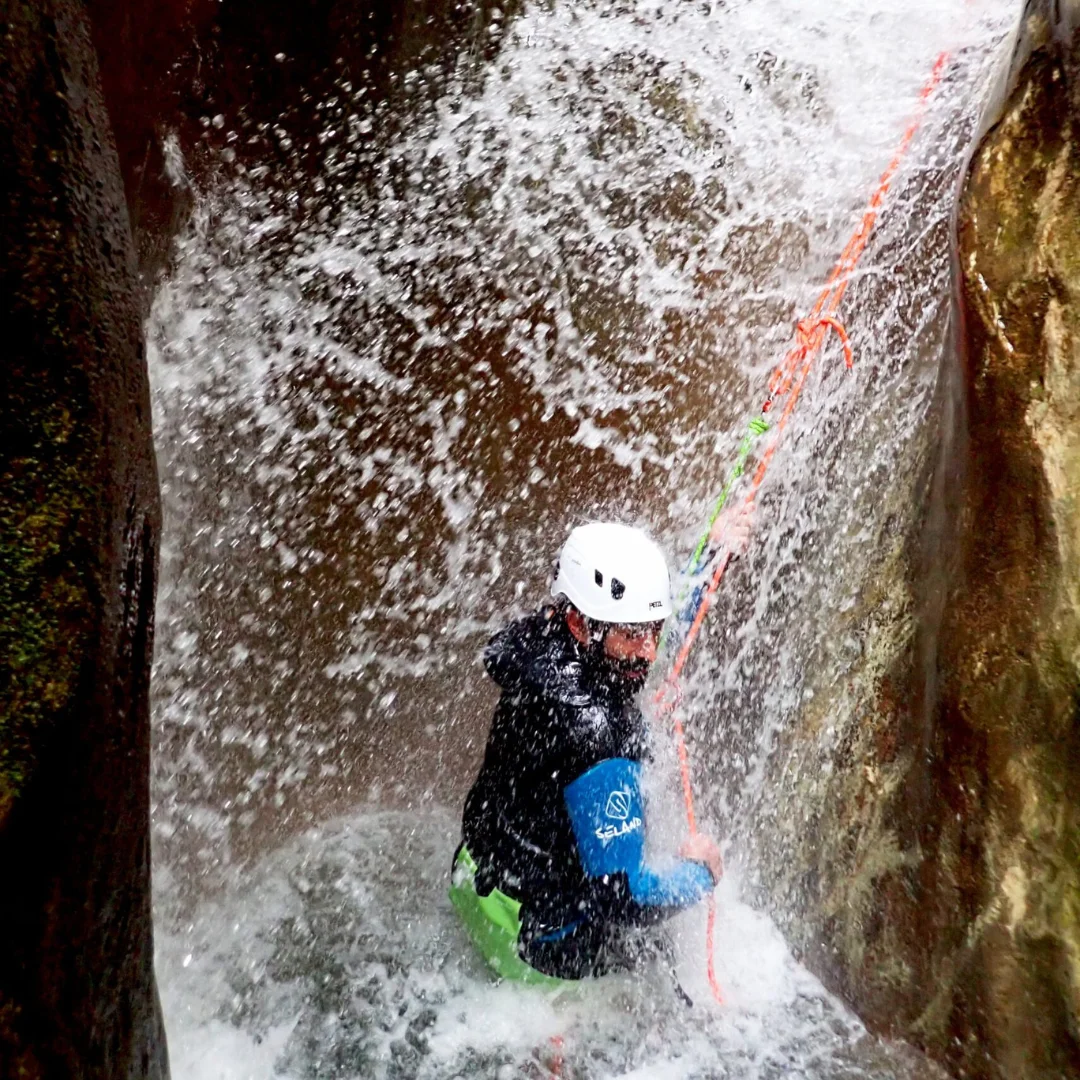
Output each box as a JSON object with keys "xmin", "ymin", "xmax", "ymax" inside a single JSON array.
[{"xmin": 601, "ymin": 621, "xmax": 664, "ymax": 673}]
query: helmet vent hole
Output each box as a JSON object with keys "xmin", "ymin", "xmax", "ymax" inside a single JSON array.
[
  {"xmin": 610, "ymin": 578, "xmax": 625, "ymax": 600},
  {"xmin": 594, "ymin": 569, "xmax": 603, "ymax": 587}
]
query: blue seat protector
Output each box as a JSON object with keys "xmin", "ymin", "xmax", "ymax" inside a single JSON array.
[{"xmin": 564, "ymin": 758, "xmax": 712, "ymax": 908}]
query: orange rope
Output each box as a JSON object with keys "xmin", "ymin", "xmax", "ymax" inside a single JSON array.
[{"xmin": 652, "ymin": 47, "xmax": 951, "ymax": 1009}]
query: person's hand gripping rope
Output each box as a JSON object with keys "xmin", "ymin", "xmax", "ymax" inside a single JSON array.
[{"xmin": 707, "ymin": 501, "xmax": 754, "ymax": 562}]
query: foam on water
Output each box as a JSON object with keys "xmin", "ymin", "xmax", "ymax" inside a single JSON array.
[
  {"xmin": 149, "ymin": 0, "xmax": 1017, "ymax": 1074},
  {"xmin": 157, "ymin": 809, "xmax": 936, "ymax": 1079}
]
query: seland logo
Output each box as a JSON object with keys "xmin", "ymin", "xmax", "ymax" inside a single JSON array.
[
  {"xmin": 596, "ymin": 787, "xmax": 642, "ymax": 842},
  {"xmin": 605, "ymin": 788, "xmax": 631, "ymax": 820}
]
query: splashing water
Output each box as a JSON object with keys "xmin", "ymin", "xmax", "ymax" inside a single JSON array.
[
  {"xmin": 159, "ymin": 809, "xmax": 945, "ymax": 1080},
  {"xmin": 150, "ymin": 0, "xmax": 1016, "ymax": 1075}
]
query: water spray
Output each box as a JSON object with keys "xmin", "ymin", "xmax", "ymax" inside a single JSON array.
[{"xmin": 655, "ymin": 48, "xmax": 951, "ymax": 1009}]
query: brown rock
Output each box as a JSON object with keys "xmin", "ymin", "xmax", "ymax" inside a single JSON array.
[
  {"xmin": 0, "ymin": 0, "xmax": 166, "ymax": 1075},
  {"xmin": 82, "ymin": 0, "xmax": 517, "ymax": 298},
  {"xmin": 755, "ymin": 4, "xmax": 1080, "ymax": 1078},
  {"xmin": 940, "ymin": 1, "xmax": 1080, "ymax": 1070}
]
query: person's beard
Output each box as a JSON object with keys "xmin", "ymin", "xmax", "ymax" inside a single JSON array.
[
  {"xmin": 581, "ymin": 624, "xmax": 652, "ymax": 690},
  {"xmin": 596, "ymin": 645, "xmax": 652, "ymax": 689},
  {"xmin": 612, "ymin": 655, "xmax": 651, "ymax": 683}
]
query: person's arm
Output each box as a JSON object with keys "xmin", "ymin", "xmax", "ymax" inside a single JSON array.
[{"xmin": 563, "ymin": 758, "xmax": 715, "ymax": 910}]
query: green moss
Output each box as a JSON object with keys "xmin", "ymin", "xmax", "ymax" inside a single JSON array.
[{"xmin": 0, "ymin": 390, "xmax": 95, "ymax": 824}]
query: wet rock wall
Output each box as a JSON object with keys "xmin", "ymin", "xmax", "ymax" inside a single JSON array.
[
  {"xmin": 0, "ymin": 1, "xmax": 165, "ymax": 1076},
  {"xmin": 84, "ymin": 0, "xmax": 517, "ymax": 295},
  {"xmin": 941, "ymin": 0, "xmax": 1080, "ymax": 1069},
  {"xmin": 754, "ymin": 3, "xmax": 1080, "ymax": 1077},
  {"xmin": 0, "ymin": 1, "xmax": 517, "ymax": 1073}
]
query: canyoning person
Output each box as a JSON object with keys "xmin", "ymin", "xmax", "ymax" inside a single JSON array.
[{"xmin": 450, "ymin": 512, "xmax": 749, "ymax": 983}]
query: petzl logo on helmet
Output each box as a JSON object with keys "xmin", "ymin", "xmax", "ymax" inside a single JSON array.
[{"xmin": 605, "ymin": 788, "xmax": 631, "ymax": 820}]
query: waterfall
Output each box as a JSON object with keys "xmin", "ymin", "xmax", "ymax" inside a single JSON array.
[{"xmin": 148, "ymin": 1, "xmax": 1016, "ymax": 1075}]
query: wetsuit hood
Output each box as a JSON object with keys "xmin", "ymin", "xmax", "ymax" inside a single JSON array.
[
  {"xmin": 483, "ymin": 607, "xmax": 591, "ymax": 707},
  {"xmin": 483, "ymin": 606, "xmax": 639, "ymax": 707}
]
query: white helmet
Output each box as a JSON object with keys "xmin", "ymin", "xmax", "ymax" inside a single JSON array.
[{"xmin": 552, "ymin": 522, "xmax": 672, "ymax": 624}]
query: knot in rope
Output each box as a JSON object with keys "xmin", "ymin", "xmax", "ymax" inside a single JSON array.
[{"xmin": 795, "ymin": 315, "xmax": 854, "ymax": 369}]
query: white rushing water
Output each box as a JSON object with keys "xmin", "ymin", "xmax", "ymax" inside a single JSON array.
[
  {"xmin": 149, "ymin": 0, "xmax": 1017, "ymax": 1075},
  {"xmin": 158, "ymin": 808, "xmax": 938, "ymax": 1080}
]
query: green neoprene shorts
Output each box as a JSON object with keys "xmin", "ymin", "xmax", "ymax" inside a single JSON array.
[{"xmin": 448, "ymin": 845, "xmax": 566, "ymax": 986}]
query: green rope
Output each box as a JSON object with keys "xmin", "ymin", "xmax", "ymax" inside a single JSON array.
[
  {"xmin": 686, "ymin": 415, "xmax": 770, "ymax": 574},
  {"xmin": 661, "ymin": 413, "xmax": 770, "ymax": 652}
]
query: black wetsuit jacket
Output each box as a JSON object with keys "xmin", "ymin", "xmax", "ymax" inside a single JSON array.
[{"xmin": 461, "ymin": 606, "xmax": 712, "ymax": 978}]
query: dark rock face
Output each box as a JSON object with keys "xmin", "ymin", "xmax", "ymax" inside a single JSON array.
[
  {"xmin": 0, "ymin": 1, "xmax": 166, "ymax": 1076},
  {"xmin": 83, "ymin": 0, "xmax": 515, "ymax": 295},
  {"xmin": 753, "ymin": 4, "xmax": 1080, "ymax": 1079},
  {"xmin": 0, "ymin": 1, "xmax": 517, "ymax": 1073}
]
